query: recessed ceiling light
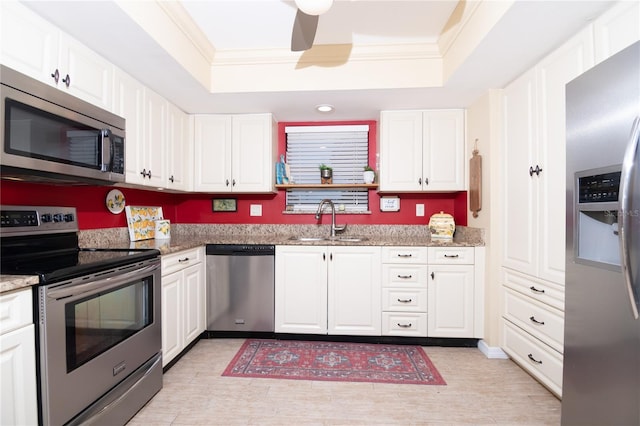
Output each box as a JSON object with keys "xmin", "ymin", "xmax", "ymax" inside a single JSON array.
[{"xmin": 316, "ymin": 104, "xmax": 334, "ymax": 113}]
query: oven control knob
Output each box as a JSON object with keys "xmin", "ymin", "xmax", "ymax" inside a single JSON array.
[
  {"xmin": 41, "ymin": 214, "xmax": 52, "ymax": 223},
  {"xmin": 64, "ymin": 213, "xmax": 75, "ymax": 222},
  {"xmin": 53, "ymin": 213, "xmax": 64, "ymax": 222}
]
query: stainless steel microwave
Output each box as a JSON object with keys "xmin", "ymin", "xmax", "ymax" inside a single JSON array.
[{"xmin": 1, "ymin": 65, "xmax": 125, "ymax": 184}]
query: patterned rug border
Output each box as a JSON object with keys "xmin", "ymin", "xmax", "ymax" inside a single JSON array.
[{"xmin": 222, "ymin": 339, "xmax": 446, "ymax": 386}]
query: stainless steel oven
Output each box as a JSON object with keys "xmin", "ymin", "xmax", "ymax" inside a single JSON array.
[{"xmin": 1, "ymin": 205, "xmax": 162, "ymax": 426}]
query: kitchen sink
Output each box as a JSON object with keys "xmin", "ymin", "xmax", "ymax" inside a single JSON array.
[
  {"xmin": 330, "ymin": 236, "xmax": 368, "ymax": 242},
  {"xmin": 289, "ymin": 236, "xmax": 327, "ymax": 242}
]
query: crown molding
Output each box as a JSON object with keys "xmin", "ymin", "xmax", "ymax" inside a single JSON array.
[{"xmin": 212, "ymin": 42, "xmax": 442, "ymax": 67}]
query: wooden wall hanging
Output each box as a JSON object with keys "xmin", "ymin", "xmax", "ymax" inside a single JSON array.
[{"xmin": 469, "ymin": 139, "xmax": 482, "ymax": 218}]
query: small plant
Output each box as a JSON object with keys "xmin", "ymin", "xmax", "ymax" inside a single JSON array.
[
  {"xmin": 364, "ymin": 165, "xmax": 374, "ymax": 172},
  {"xmin": 319, "ymin": 164, "xmax": 332, "ymax": 171}
]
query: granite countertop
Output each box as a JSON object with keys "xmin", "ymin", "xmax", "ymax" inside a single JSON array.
[{"xmin": 1, "ymin": 224, "xmax": 484, "ymax": 293}]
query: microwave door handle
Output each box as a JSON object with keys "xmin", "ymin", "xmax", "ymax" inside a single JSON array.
[
  {"xmin": 619, "ymin": 116, "xmax": 640, "ymax": 320},
  {"xmin": 100, "ymin": 129, "xmax": 112, "ymax": 172}
]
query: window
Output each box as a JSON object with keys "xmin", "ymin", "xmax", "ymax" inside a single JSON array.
[{"xmin": 285, "ymin": 125, "xmax": 370, "ymax": 213}]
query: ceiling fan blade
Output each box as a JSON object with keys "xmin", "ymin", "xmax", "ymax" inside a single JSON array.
[{"xmin": 291, "ymin": 9, "xmax": 319, "ymax": 52}]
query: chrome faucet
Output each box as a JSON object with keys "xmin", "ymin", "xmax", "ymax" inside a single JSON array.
[{"xmin": 315, "ymin": 199, "xmax": 346, "ymax": 237}]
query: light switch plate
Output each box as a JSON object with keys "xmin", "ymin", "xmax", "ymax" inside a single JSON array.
[
  {"xmin": 416, "ymin": 204, "xmax": 425, "ymax": 217},
  {"xmin": 250, "ymin": 204, "xmax": 262, "ymax": 216}
]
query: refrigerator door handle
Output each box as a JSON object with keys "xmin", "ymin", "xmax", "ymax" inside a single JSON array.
[{"xmin": 619, "ymin": 116, "xmax": 640, "ymax": 320}]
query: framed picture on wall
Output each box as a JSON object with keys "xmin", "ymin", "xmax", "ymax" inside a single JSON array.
[{"xmin": 212, "ymin": 198, "xmax": 237, "ymax": 212}]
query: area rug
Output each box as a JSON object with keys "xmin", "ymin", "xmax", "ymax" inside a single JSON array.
[{"xmin": 222, "ymin": 339, "xmax": 446, "ymax": 385}]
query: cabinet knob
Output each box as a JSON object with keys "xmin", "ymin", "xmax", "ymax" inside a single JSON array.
[
  {"xmin": 430, "ymin": 272, "xmax": 435, "ymax": 279},
  {"xmin": 51, "ymin": 69, "xmax": 60, "ymax": 83},
  {"xmin": 62, "ymin": 74, "xmax": 71, "ymax": 88},
  {"xmin": 226, "ymin": 179, "xmax": 230, "ymax": 187},
  {"xmin": 529, "ymin": 165, "xmax": 543, "ymax": 177},
  {"xmin": 169, "ymin": 175, "xmax": 175, "ymax": 183},
  {"xmin": 418, "ymin": 177, "xmax": 422, "ymax": 185}
]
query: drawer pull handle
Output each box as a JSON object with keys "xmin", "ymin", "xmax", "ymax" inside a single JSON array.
[
  {"xmin": 178, "ymin": 257, "xmax": 190, "ymax": 263},
  {"xmin": 397, "ymin": 323, "xmax": 412, "ymax": 328},
  {"xmin": 444, "ymin": 254, "xmax": 459, "ymax": 258},
  {"xmin": 529, "ymin": 316, "xmax": 545, "ymax": 325},
  {"xmin": 527, "ymin": 353, "xmax": 543, "ymax": 364},
  {"xmin": 397, "ymin": 298, "xmax": 412, "ymax": 303},
  {"xmin": 397, "ymin": 254, "xmax": 413, "ymax": 258},
  {"xmin": 397, "ymin": 274, "xmax": 412, "ymax": 279},
  {"xmin": 529, "ymin": 286, "xmax": 545, "ymax": 294}
]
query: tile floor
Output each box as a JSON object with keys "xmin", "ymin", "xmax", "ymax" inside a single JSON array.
[{"xmin": 129, "ymin": 338, "xmax": 561, "ymax": 425}]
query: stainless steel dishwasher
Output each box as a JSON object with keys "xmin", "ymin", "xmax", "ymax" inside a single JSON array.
[{"xmin": 206, "ymin": 244, "xmax": 275, "ymax": 332}]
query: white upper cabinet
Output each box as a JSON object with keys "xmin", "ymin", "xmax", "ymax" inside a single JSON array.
[
  {"xmin": 167, "ymin": 103, "xmax": 193, "ymax": 191},
  {"xmin": 194, "ymin": 114, "xmax": 276, "ymax": 193},
  {"xmin": 1, "ymin": 2, "xmax": 112, "ymax": 109},
  {"xmin": 593, "ymin": 1, "xmax": 640, "ymax": 64},
  {"xmin": 113, "ymin": 69, "xmax": 145, "ymax": 185},
  {"xmin": 379, "ymin": 109, "xmax": 465, "ymax": 192},
  {"xmin": 140, "ymin": 88, "xmax": 168, "ymax": 188},
  {"xmin": 502, "ymin": 28, "xmax": 594, "ymax": 285}
]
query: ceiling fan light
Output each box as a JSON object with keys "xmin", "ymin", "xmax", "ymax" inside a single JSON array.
[
  {"xmin": 295, "ymin": 0, "xmax": 333, "ymax": 16},
  {"xmin": 316, "ymin": 104, "xmax": 334, "ymax": 113}
]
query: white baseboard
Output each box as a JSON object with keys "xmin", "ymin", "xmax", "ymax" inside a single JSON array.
[{"xmin": 477, "ymin": 339, "xmax": 509, "ymax": 359}]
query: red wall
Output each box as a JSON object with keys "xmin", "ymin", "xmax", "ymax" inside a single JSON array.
[{"xmin": 0, "ymin": 120, "xmax": 467, "ymax": 229}]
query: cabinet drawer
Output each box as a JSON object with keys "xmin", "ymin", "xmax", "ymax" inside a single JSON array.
[
  {"xmin": 502, "ymin": 268, "xmax": 564, "ymax": 311},
  {"xmin": 0, "ymin": 288, "xmax": 33, "ymax": 335},
  {"xmin": 382, "ymin": 265, "xmax": 428, "ymax": 288},
  {"xmin": 382, "ymin": 288, "xmax": 427, "ymax": 312},
  {"xmin": 382, "ymin": 312, "xmax": 427, "ymax": 337},
  {"xmin": 162, "ymin": 247, "xmax": 203, "ymax": 275},
  {"xmin": 502, "ymin": 320, "xmax": 563, "ymax": 397},
  {"xmin": 428, "ymin": 247, "xmax": 474, "ymax": 264},
  {"xmin": 382, "ymin": 247, "xmax": 428, "ymax": 264},
  {"xmin": 503, "ymin": 288, "xmax": 564, "ymax": 353}
]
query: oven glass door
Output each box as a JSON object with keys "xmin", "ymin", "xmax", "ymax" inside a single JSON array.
[{"xmin": 65, "ymin": 277, "xmax": 153, "ymax": 372}]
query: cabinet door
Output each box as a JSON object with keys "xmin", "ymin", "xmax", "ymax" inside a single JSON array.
[
  {"xmin": 0, "ymin": 325, "xmax": 38, "ymax": 426},
  {"xmin": 232, "ymin": 114, "xmax": 275, "ymax": 193},
  {"xmin": 143, "ymin": 88, "xmax": 168, "ymax": 188},
  {"xmin": 379, "ymin": 110, "xmax": 423, "ymax": 191},
  {"xmin": 428, "ymin": 265, "xmax": 475, "ymax": 337},
  {"xmin": 58, "ymin": 33, "xmax": 113, "ymax": 110},
  {"xmin": 593, "ymin": 1, "xmax": 640, "ymax": 64},
  {"xmin": 167, "ymin": 103, "xmax": 193, "ymax": 191},
  {"xmin": 194, "ymin": 115, "xmax": 233, "ymax": 192},
  {"xmin": 183, "ymin": 263, "xmax": 205, "ymax": 345},
  {"xmin": 502, "ymin": 69, "xmax": 538, "ymax": 276},
  {"xmin": 422, "ymin": 110, "xmax": 465, "ymax": 190},
  {"xmin": 536, "ymin": 28, "xmax": 593, "ymax": 285},
  {"xmin": 275, "ymin": 246, "xmax": 328, "ymax": 334},
  {"xmin": 161, "ymin": 271, "xmax": 182, "ymax": 367},
  {"xmin": 0, "ymin": 1, "xmax": 58, "ymax": 85},
  {"xmin": 328, "ymin": 246, "xmax": 381, "ymax": 335},
  {"xmin": 113, "ymin": 69, "xmax": 145, "ymax": 185}
]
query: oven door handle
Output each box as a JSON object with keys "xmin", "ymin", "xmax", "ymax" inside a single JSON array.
[{"xmin": 47, "ymin": 262, "xmax": 159, "ymax": 300}]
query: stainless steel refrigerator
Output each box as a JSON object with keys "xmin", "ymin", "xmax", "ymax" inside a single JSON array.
[{"xmin": 563, "ymin": 41, "xmax": 640, "ymax": 425}]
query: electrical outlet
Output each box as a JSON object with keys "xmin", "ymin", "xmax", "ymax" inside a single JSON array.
[
  {"xmin": 416, "ymin": 204, "xmax": 425, "ymax": 217},
  {"xmin": 250, "ymin": 204, "xmax": 262, "ymax": 216}
]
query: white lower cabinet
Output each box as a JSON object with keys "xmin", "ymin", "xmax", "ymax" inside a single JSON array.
[
  {"xmin": 275, "ymin": 245, "xmax": 381, "ymax": 336},
  {"xmin": 161, "ymin": 247, "xmax": 205, "ymax": 367},
  {"xmin": 0, "ymin": 288, "xmax": 38, "ymax": 426},
  {"xmin": 381, "ymin": 247, "xmax": 429, "ymax": 337}
]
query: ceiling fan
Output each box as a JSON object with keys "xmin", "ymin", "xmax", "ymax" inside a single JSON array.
[{"xmin": 291, "ymin": 0, "xmax": 334, "ymax": 51}]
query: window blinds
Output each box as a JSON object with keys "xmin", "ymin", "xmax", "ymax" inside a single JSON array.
[{"xmin": 285, "ymin": 125, "xmax": 369, "ymax": 212}]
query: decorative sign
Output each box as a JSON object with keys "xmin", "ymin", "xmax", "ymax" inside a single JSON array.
[
  {"xmin": 213, "ymin": 198, "xmax": 237, "ymax": 212},
  {"xmin": 380, "ymin": 196, "xmax": 400, "ymax": 212}
]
